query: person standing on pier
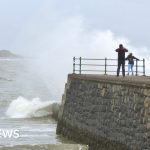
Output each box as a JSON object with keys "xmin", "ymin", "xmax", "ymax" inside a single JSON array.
[
  {"xmin": 125, "ymin": 53, "xmax": 139, "ymax": 75},
  {"xmin": 115, "ymin": 44, "xmax": 128, "ymax": 77}
]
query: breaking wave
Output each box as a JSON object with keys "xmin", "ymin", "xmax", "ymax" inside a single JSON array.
[{"xmin": 6, "ymin": 96, "xmax": 60, "ymax": 119}]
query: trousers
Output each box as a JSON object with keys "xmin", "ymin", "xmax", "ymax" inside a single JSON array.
[
  {"xmin": 117, "ymin": 60, "xmax": 125, "ymax": 76},
  {"xmin": 128, "ymin": 64, "xmax": 134, "ymax": 75}
]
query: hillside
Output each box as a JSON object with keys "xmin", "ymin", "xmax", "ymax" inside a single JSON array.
[{"xmin": 0, "ymin": 50, "xmax": 21, "ymax": 58}]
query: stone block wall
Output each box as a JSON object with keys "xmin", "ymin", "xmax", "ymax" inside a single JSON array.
[{"xmin": 57, "ymin": 74, "xmax": 150, "ymax": 150}]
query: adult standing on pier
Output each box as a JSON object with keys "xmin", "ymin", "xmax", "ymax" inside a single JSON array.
[{"xmin": 115, "ymin": 44, "xmax": 128, "ymax": 77}]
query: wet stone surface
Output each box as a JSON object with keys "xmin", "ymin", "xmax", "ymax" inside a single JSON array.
[{"xmin": 57, "ymin": 74, "xmax": 150, "ymax": 150}]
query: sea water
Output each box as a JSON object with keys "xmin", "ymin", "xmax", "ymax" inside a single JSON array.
[{"xmin": 0, "ymin": 59, "xmax": 88, "ymax": 150}]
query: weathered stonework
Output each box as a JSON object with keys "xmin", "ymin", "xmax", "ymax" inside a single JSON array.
[{"xmin": 57, "ymin": 74, "xmax": 150, "ymax": 150}]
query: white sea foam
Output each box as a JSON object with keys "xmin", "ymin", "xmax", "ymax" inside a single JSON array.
[{"xmin": 6, "ymin": 96, "xmax": 59, "ymax": 118}]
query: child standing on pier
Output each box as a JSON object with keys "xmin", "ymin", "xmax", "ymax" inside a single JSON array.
[{"xmin": 125, "ymin": 53, "xmax": 139, "ymax": 75}]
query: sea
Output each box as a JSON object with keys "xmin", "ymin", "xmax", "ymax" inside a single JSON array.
[{"xmin": 0, "ymin": 58, "xmax": 88, "ymax": 150}]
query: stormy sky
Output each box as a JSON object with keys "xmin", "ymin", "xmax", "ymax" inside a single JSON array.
[
  {"xmin": 0, "ymin": 0, "xmax": 149, "ymax": 54},
  {"xmin": 0, "ymin": 0, "xmax": 150, "ymax": 94}
]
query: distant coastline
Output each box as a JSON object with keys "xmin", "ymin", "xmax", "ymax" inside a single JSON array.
[{"xmin": 0, "ymin": 50, "xmax": 21, "ymax": 58}]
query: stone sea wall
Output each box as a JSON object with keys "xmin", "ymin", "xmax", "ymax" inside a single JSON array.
[{"xmin": 57, "ymin": 74, "xmax": 150, "ymax": 150}]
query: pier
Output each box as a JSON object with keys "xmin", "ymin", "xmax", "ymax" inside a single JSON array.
[{"xmin": 57, "ymin": 74, "xmax": 150, "ymax": 150}]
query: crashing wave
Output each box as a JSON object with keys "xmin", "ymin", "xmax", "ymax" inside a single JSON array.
[{"xmin": 6, "ymin": 96, "xmax": 60, "ymax": 120}]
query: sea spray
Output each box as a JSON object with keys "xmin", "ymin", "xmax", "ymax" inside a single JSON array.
[{"xmin": 6, "ymin": 96, "xmax": 60, "ymax": 119}]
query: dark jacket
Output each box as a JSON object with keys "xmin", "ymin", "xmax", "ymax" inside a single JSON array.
[
  {"xmin": 115, "ymin": 47, "xmax": 128, "ymax": 61},
  {"xmin": 126, "ymin": 55, "xmax": 139, "ymax": 64}
]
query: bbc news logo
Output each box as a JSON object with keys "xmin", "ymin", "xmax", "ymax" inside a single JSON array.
[{"xmin": 0, "ymin": 129, "xmax": 20, "ymax": 138}]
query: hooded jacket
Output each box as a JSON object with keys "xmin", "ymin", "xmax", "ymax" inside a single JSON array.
[
  {"xmin": 126, "ymin": 54, "xmax": 139, "ymax": 64},
  {"xmin": 115, "ymin": 47, "xmax": 128, "ymax": 61}
]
